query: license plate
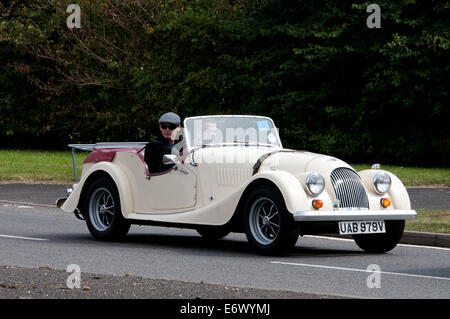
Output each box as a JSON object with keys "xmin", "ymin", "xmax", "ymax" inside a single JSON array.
[{"xmin": 338, "ymin": 221, "xmax": 386, "ymax": 235}]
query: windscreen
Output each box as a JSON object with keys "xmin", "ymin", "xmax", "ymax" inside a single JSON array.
[{"xmin": 184, "ymin": 116, "xmax": 281, "ymax": 148}]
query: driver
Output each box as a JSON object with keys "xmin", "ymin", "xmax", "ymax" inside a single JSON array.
[{"xmin": 144, "ymin": 112, "xmax": 181, "ymax": 174}]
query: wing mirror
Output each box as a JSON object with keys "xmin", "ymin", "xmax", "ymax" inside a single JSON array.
[
  {"xmin": 163, "ymin": 154, "xmax": 178, "ymax": 165},
  {"xmin": 162, "ymin": 154, "xmax": 189, "ymax": 174}
]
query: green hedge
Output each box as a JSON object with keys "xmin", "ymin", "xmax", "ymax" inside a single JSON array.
[{"xmin": 0, "ymin": 0, "xmax": 448, "ymax": 166}]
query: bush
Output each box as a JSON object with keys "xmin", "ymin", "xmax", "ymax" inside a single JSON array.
[{"xmin": 0, "ymin": 0, "xmax": 448, "ymax": 166}]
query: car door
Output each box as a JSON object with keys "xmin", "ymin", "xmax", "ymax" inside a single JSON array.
[
  {"xmin": 141, "ymin": 165, "xmax": 197, "ymax": 211},
  {"xmin": 134, "ymin": 129, "xmax": 197, "ymax": 213}
]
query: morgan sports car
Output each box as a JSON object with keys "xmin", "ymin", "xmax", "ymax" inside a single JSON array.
[{"xmin": 58, "ymin": 115, "xmax": 417, "ymax": 255}]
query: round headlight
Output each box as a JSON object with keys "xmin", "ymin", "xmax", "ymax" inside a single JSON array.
[
  {"xmin": 373, "ymin": 171, "xmax": 391, "ymax": 195},
  {"xmin": 306, "ymin": 172, "xmax": 325, "ymax": 196}
]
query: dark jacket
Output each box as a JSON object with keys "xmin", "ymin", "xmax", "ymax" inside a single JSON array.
[{"xmin": 144, "ymin": 135, "xmax": 175, "ymax": 174}]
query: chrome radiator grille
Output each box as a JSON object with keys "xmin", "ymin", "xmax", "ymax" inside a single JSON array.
[{"xmin": 330, "ymin": 168, "xmax": 369, "ymax": 209}]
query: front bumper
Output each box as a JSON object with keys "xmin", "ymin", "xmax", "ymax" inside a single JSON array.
[{"xmin": 293, "ymin": 209, "xmax": 417, "ymax": 222}]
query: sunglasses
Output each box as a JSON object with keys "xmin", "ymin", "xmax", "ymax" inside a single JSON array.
[{"xmin": 160, "ymin": 123, "xmax": 178, "ymax": 130}]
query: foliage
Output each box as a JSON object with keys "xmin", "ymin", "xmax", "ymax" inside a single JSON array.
[{"xmin": 0, "ymin": 0, "xmax": 448, "ymax": 166}]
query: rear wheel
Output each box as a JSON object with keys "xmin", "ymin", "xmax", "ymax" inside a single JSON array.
[
  {"xmin": 353, "ymin": 220, "xmax": 405, "ymax": 253},
  {"xmin": 83, "ymin": 176, "xmax": 130, "ymax": 241},
  {"xmin": 244, "ymin": 185, "xmax": 298, "ymax": 255}
]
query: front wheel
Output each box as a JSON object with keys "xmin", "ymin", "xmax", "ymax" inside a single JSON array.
[
  {"xmin": 83, "ymin": 176, "xmax": 130, "ymax": 241},
  {"xmin": 244, "ymin": 185, "xmax": 298, "ymax": 255},
  {"xmin": 353, "ymin": 220, "xmax": 405, "ymax": 253}
]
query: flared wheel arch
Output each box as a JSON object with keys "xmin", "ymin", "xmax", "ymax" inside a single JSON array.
[
  {"xmin": 228, "ymin": 179, "xmax": 290, "ymax": 233},
  {"xmin": 78, "ymin": 169, "xmax": 131, "ymax": 219}
]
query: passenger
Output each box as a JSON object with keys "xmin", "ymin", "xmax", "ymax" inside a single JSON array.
[
  {"xmin": 202, "ymin": 120, "xmax": 218, "ymax": 145},
  {"xmin": 144, "ymin": 112, "xmax": 181, "ymax": 174}
]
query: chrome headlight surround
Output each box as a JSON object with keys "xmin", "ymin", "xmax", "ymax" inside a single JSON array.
[
  {"xmin": 306, "ymin": 172, "xmax": 325, "ymax": 196},
  {"xmin": 373, "ymin": 171, "xmax": 391, "ymax": 195}
]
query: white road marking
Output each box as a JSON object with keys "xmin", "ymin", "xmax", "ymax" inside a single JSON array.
[
  {"xmin": 307, "ymin": 235, "xmax": 450, "ymax": 251},
  {"xmin": 271, "ymin": 261, "xmax": 450, "ymax": 282},
  {"xmin": 0, "ymin": 200, "xmax": 55, "ymax": 208},
  {"xmin": 0, "ymin": 234, "xmax": 49, "ymax": 242},
  {"xmin": 397, "ymin": 243, "xmax": 450, "ymax": 251},
  {"xmin": 306, "ymin": 235, "xmax": 354, "ymax": 242}
]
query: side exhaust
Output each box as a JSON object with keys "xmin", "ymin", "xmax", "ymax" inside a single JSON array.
[
  {"xmin": 55, "ymin": 187, "xmax": 73, "ymax": 208},
  {"xmin": 56, "ymin": 197, "xmax": 67, "ymax": 208}
]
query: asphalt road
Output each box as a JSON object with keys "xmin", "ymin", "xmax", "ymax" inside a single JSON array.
[
  {"xmin": 407, "ymin": 187, "xmax": 450, "ymax": 210},
  {"xmin": 1, "ymin": 184, "xmax": 448, "ymax": 209},
  {"xmin": 0, "ymin": 204, "xmax": 449, "ymax": 299}
]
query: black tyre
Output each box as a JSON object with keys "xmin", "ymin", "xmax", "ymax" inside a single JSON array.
[
  {"xmin": 196, "ymin": 226, "xmax": 231, "ymax": 240},
  {"xmin": 353, "ymin": 220, "xmax": 405, "ymax": 253},
  {"xmin": 244, "ymin": 185, "xmax": 298, "ymax": 255},
  {"xmin": 83, "ymin": 176, "xmax": 130, "ymax": 241}
]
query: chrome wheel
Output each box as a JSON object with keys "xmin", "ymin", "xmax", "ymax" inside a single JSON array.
[
  {"xmin": 249, "ymin": 197, "xmax": 281, "ymax": 245},
  {"xmin": 89, "ymin": 187, "xmax": 115, "ymax": 232}
]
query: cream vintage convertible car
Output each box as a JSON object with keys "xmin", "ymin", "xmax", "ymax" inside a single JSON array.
[{"xmin": 59, "ymin": 115, "xmax": 417, "ymax": 254}]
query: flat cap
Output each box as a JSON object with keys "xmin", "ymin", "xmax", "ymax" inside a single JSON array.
[{"xmin": 158, "ymin": 112, "xmax": 180, "ymax": 125}]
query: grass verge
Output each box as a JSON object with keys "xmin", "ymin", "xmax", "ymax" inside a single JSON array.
[
  {"xmin": 351, "ymin": 164, "xmax": 450, "ymax": 187},
  {"xmin": 406, "ymin": 209, "xmax": 450, "ymax": 234},
  {"xmin": 0, "ymin": 149, "xmax": 84, "ymax": 184}
]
